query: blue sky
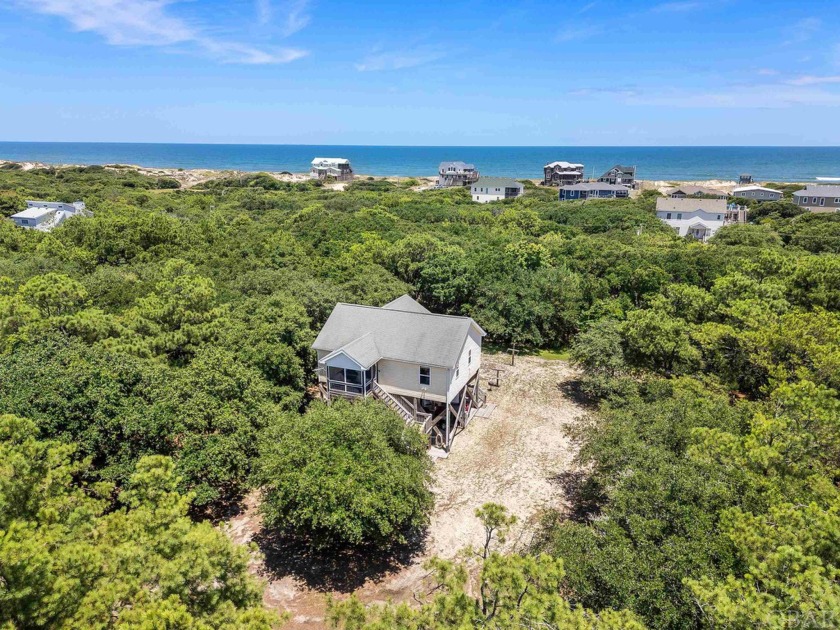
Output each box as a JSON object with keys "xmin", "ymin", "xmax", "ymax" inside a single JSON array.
[{"xmin": 1, "ymin": 0, "xmax": 839, "ymax": 145}]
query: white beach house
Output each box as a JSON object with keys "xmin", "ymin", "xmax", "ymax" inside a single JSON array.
[
  {"xmin": 312, "ymin": 294, "xmax": 487, "ymax": 450},
  {"xmin": 656, "ymin": 198, "xmax": 747, "ymax": 242},
  {"xmin": 471, "ymin": 177, "xmax": 524, "ymax": 203},
  {"xmin": 310, "ymin": 157, "xmax": 354, "ymax": 181},
  {"xmin": 10, "ymin": 200, "xmax": 89, "ymax": 232}
]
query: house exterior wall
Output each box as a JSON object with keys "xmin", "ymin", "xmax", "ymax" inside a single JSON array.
[
  {"xmin": 794, "ymin": 194, "xmax": 840, "ymax": 213},
  {"xmin": 559, "ymin": 187, "xmax": 630, "ymax": 201},
  {"xmin": 447, "ymin": 327, "xmax": 482, "ymax": 401},
  {"xmin": 733, "ymin": 189, "xmax": 783, "ymax": 201},
  {"xmin": 656, "ymin": 209, "xmax": 726, "ymax": 240},
  {"xmin": 12, "ymin": 212, "xmax": 53, "ymax": 229},
  {"xmin": 471, "ymin": 184, "xmax": 523, "ymax": 203},
  {"xmin": 376, "ymin": 359, "xmax": 449, "ymax": 402}
]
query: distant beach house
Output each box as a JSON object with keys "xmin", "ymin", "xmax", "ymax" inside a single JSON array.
[
  {"xmin": 656, "ymin": 198, "xmax": 747, "ymax": 242},
  {"xmin": 543, "ymin": 161, "xmax": 584, "ymax": 187},
  {"xmin": 597, "ymin": 165, "xmax": 637, "ymax": 189},
  {"xmin": 471, "ymin": 177, "xmax": 524, "ymax": 203},
  {"xmin": 310, "ymin": 157, "xmax": 354, "ymax": 181},
  {"xmin": 792, "ymin": 185, "xmax": 840, "ymax": 213},
  {"xmin": 739, "ymin": 174, "xmax": 754, "ymax": 185},
  {"xmin": 312, "ymin": 294, "xmax": 487, "ymax": 450},
  {"xmin": 732, "ymin": 185, "xmax": 783, "ymax": 202},
  {"xmin": 559, "ymin": 182, "xmax": 630, "ymax": 201},
  {"xmin": 667, "ymin": 185, "xmax": 728, "ymax": 199},
  {"xmin": 10, "ymin": 200, "xmax": 89, "ymax": 232},
  {"xmin": 438, "ymin": 161, "xmax": 480, "ymax": 188}
]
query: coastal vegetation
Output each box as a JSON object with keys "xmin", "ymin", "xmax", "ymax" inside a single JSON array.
[{"xmin": 1, "ymin": 164, "xmax": 839, "ymax": 628}]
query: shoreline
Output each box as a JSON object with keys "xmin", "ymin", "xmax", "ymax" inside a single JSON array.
[{"xmin": 0, "ymin": 158, "xmax": 799, "ymax": 193}]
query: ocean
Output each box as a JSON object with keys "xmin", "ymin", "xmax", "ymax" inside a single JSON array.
[{"xmin": 2, "ymin": 142, "xmax": 840, "ymax": 182}]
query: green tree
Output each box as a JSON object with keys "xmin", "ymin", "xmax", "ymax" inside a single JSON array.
[
  {"xmin": 0, "ymin": 415, "xmax": 282, "ymax": 629},
  {"xmin": 253, "ymin": 399, "xmax": 433, "ymax": 547}
]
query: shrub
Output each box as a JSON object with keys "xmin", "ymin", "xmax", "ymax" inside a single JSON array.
[{"xmin": 254, "ymin": 399, "xmax": 433, "ymax": 547}]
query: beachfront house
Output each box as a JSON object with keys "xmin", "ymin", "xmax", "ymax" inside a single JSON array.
[
  {"xmin": 10, "ymin": 200, "xmax": 89, "ymax": 232},
  {"xmin": 559, "ymin": 182, "xmax": 630, "ymax": 201},
  {"xmin": 656, "ymin": 198, "xmax": 747, "ymax": 242},
  {"xmin": 739, "ymin": 174, "xmax": 754, "ymax": 185},
  {"xmin": 597, "ymin": 165, "xmax": 637, "ymax": 188},
  {"xmin": 732, "ymin": 185, "xmax": 783, "ymax": 202},
  {"xmin": 543, "ymin": 161, "xmax": 584, "ymax": 187},
  {"xmin": 792, "ymin": 185, "xmax": 840, "ymax": 213},
  {"xmin": 667, "ymin": 185, "xmax": 728, "ymax": 199},
  {"xmin": 310, "ymin": 157, "xmax": 354, "ymax": 181},
  {"xmin": 471, "ymin": 177, "xmax": 524, "ymax": 203},
  {"xmin": 312, "ymin": 294, "xmax": 487, "ymax": 450},
  {"xmin": 438, "ymin": 161, "xmax": 480, "ymax": 188}
]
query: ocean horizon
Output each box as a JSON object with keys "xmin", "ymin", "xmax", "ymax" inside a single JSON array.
[{"xmin": 2, "ymin": 142, "xmax": 840, "ymax": 182}]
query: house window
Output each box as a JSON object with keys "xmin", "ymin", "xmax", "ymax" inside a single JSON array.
[
  {"xmin": 666, "ymin": 213, "xmax": 672, "ymax": 219},
  {"xmin": 455, "ymin": 366, "xmax": 460, "ymax": 379},
  {"xmin": 327, "ymin": 366, "xmax": 368, "ymax": 395},
  {"xmin": 420, "ymin": 366, "xmax": 431, "ymax": 386},
  {"xmin": 834, "ymin": 198, "xmax": 840, "ymax": 203},
  {"xmin": 717, "ymin": 215, "xmax": 722, "ymax": 220},
  {"xmin": 468, "ymin": 349, "xmax": 472, "ymax": 365},
  {"xmin": 677, "ymin": 213, "xmax": 682, "ymax": 219},
  {"xmin": 820, "ymin": 198, "xmax": 825, "ymax": 206}
]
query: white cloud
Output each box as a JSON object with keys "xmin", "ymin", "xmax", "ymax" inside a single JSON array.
[
  {"xmin": 279, "ymin": 0, "xmax": 311, "ymax": 37},
  {"xmin": 783, "ymin": 17, "xmax": 821, "ymax": 45},
  {"xmin": 651, "ymin": 1, "xmax": 703, "ymax": 13},
  {"xmin": 16, "ymin": 0, "xmax": 308, "ymax": 64},
  {"xmin": 628, "ymin": 84, "xmax": 840, "ymax": 108},
  {"xmin": 355, "ymin": 45, "xmax": 444, "ymax": 72},
  {"xmin": 555, "ymin": 24, "xmax": 604, "ymax": 43},
  {"xmin": 757, "ymin": 68, "xmax": 779, "ymax": 76},
  {"xmin": 786, "ymin": 75, "xmax": 840, "ymax": 86}
]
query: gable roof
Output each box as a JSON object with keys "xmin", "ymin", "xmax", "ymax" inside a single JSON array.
[
  {"xmin": 793, "ymin": 185, "xmax": 840, "ymax": 197},
  {"xmin": 545, "ymin": 161, "xmax": 584, "ymax": 169},
  {"xmin": 473, "ymin": 176, "xmax": 523, "ymax": 189},
  {"xmin": 667, "ymin": 185, "xmax": 728, "ymax": 197},
  {"xmin": 312, "ymin": 296, "xmax": 485, "ymax": 369},
  {"xmin": 656, "ymin": 198, "xmax": 728, "ymax": 213},
  {"xmin": 732, "ymin": 186, "xmax": 782, "ymax": 194},
  {"xmin": 382, "ymin": 294, "xmax": 431, "ymax": 314},
  {"xmin": 601, "ymin": 164, "xmax": 635, "ymax": 176}
]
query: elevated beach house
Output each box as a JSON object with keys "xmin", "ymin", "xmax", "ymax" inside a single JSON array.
[
  {"xmin": 310, "ymin": 157, "xmax": 354, "ymax": 181},
  {"xmin": 656, "ymin": 198, "xmax": 747, "ymax": 242},
  {"xmin": 667, "ymin": 185, "xmax": 728, "ymax": 199},
  {"xmin": 732, "ymin": 185, "xmax": 783, "ymax": 202},
  {"xmin": 598, "ymin": 165, "xmax": 637, "ymax": 188},
  {"xmin": 10, "ymin": 200, "xmax": 89, "ymax": 232},
  {"xmin": 792, "ymin": 185, "xmax": 840, "ymax": 213},
  {"xmin": 312, "ymin": 295, "xmax": 487, "ymax": 450},
  {"xmin": 543, "ymin": 161, "xmax": 584, "ymax": 187},
  {"xmin": 438, "ymin": 161, "xmax": 480, "ymax": 188},
  {"xmin": 559, "ymin": 182, "xmax": 630, "ymax": 201},
  {"xmin": 471, "ymin": 177, "xmax": 524, "ymax": 203}
]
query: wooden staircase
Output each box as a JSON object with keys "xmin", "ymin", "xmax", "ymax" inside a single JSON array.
[{"xmin": 372, "ymin": 382, "xmax": 415, "ymax": 424}]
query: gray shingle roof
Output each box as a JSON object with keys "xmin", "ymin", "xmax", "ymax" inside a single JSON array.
[
  {"xmin": 793, "ymin": 185, "xmax": 840, "ymax": 197},
  {"xmin": 656, "ymin": 198, "xmax": 728, "ymax": 212},
  {"xmin": 322, "ymin": 333, "xmax": 381, "ymax": 369},
  {"xmin": 312, "ymin": 296, "xmax": 485, "ymax": 369},
  {"xmin": 382, "ymin": 294, "xmax": 431, "ymax": 314},
  {"xmin": 439, "ymin": 161, "xmax": 475, "ymax": 170},
  {"xmin": 473, "ymin": 176, "xmax": 523, "ymax": 189},
  {"xmin": 667, "ymin": 185, "xmax": 728, "ymax": 197}
]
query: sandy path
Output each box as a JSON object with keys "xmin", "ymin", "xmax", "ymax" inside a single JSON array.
[{"xmin": 225, "ymin": 355, "xmax": 582, "ymax": 628}]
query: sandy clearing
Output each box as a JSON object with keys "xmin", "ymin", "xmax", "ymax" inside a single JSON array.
[{"xmin": 224, "ymin": 355, "xmax": 583, "ymax": 629}]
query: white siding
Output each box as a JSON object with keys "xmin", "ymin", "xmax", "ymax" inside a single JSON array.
[
  {"xmin": 447, "ymin": 327, "xmax": 482, "ymax": 401},
  {"xmin": 377, "ymin": 359, "xmax": 449, "ymax": 402}
]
